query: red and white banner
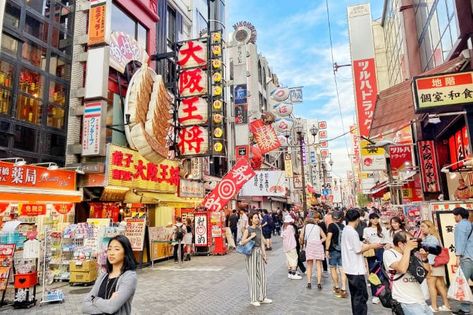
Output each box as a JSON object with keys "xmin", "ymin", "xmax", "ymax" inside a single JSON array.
[
  {"xmin": 389, "ymin": 145, "xmax": 414, "ymax": 175},
  {"xmin": 418, "ymin": 140, "xmax": 441, "ymax": 192},
  {"xmin": 249, "ymin": 119, "xmax": 281, "ymax": 154},
  {"xmin": 353, "ymin": 58, "xmax": 378, "ymax": 138},
  {"xmin": 202, "ymin": 158, "xmax": 256, "ymax": 211}
]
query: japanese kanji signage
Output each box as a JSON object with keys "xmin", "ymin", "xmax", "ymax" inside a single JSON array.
[
  {"xmin": 249, "ymin": 119, "xmax": 281, "ymax": 154},
  {"xmin": 418, "ymin": 140, "xmax": 441, "ymax": 192},
  {"xmin": 389, "ymin": 144, "xmax": 414, "ymax": 176},
  {"xmin": 178, "ymin": 97, "xmax": 208, "ymax": 126},
  {"xmin": 177, "ymin": 40, "xmax": 207, "ymax": 69},
  {"xmin": 240, "ymin": 171, "xmax": 287, "ymax": 197},
  {"xmin": 107, "ymin": 144, "xmax": 179, "ymax": 193},
  {"xmin": 360, "ymin": 140, "xmax": 386, "ymax": 171},
  {"xmin": 0, "ymin": 162, "xmax": 76, "ymax": 191},
  {"xmin": 82, "ymin": 101, "xmax": 106, "ymax": 156},
  {"xmin": 448, "ymin": 127, "xmax": 471, "ymax": 167},
  {"xmin": 201, "ymin": 158, "xmax": 256, "ymax": 211},
  {"xmin": 350, "ymin": 125, "xmax": 360, "ymax": 165},
  {"xmin": 87, "ymin": 0, "xmax": 110, "ymax": 46},
  {"xmin": 110, "ymin": 32, "xmax": 148, "ymax": 74},
  {"xmin": 413, "ymin": 71, "xmax": 473, "ymax": 112},
  {"xmin": 178, "ymin": 126, "xmax": 209, "ymax": 155},
  {"xmin": 179, "ymin": 179, "xmax": 204, "ymax": 198},
  {"xmin": 353, "ymin": 58, "xmax": 378, "ymax": 138},
  {"xmin": 289, "ymin": 87, "xmax": 303, "ymax": 103},
  {"xmin": 284, "ymin": 153, "xmax": 293, "ymax": 178},
  {"xmin": 19, "ymin": 203, "xmax": 46, "ymax": 216},
  {"xmin": 194, "ymin": 212, "xmax": 209, "ymax": 247},
  {"xmin": 124, "ymin": 218, "xmax": 146, "ymax": 251}
]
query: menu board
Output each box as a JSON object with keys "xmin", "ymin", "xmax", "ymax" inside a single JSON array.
[
  {"xmin": 148, "ymin": 226, "xmax": 173, "ymax": 261},
  {"xmin": 0, "ymin": 244, "xmax": 15, "ymax": 291},
  {"xmin": 125, "ymin": 218, "xmax": 146, "ymax": 251}
]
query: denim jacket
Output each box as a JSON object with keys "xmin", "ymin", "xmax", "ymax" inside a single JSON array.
[{"xmin": 454, "ymin": 219, "xmax": 473, "ymax": 260}]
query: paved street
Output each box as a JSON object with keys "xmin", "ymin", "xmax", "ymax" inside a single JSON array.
[{"xmin": 0, "ymin": 236, "xmax": 395, "ymax": 315}]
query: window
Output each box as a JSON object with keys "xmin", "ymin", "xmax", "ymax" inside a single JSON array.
[
  {"xmin": 167, "ymin": 6, "xmax": 177, "ymax": 45},
  {"xmin": 0, "ymin": 121, "xmax": 10, "ymax": 147},
  {"xmin": 111, "ymin": 4, "xmax": 148, "ymax": 51},
  {"xmin": 4, "ymin": 3, "xmax": 20, "ymax": 29},
  {"xmin": 138, "ymin": 24, "xmax": 147, "ymax": 51},
  {"xmin": 49, "ymin": 81, "xmax": 66, "ymax": 106},
  {"xmin": 43, "ymin": 133, "xmax": 65, "ymax": 155},
  {"xmin": 14, "ymin": 125, "xmax": 36, "ymax": 151},
  {"xmin": 25, "ymin": 14, "xmax": 48, "ymax": 43},
  {"xmin": 26, "ymin": 0, "xmax": 51, "ymax": 16},
  {"xmin": 49, "ymin": 53, "xmax": 71, "ymax": 80},
  {"xmin": 17, "ymin": 95, "xmax": 42, "ymax": 125},
  {"xmin": 54, "ymin": 2, "xmax": 73, "ymax": 32},
  {"xmin": 1, "ymin": 33, "xmax": 18, "ymax": 56},
  {"xmin": 258, "ymin": 60, "xmax": 262, "ymax": 84},
  {"xmin": 22, "ymin": 40, "xmax": 47, "ymax": 70},
  {"xmin": 0, "ymin": 60, "xmax": 14, "ymax": 115}
]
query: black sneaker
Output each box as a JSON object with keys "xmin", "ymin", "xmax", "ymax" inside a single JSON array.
[
  {"xmin": 307, "ymin": 283, "xmax": 312, "ymax": 289},
  {"xmin": 453, "ymin": 310, "xmax": 471, "ymax": 314}
]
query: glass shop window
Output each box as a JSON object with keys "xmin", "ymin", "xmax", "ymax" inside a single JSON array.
[
  {"xmin": 22, "ymin": 40, "xmax": 47, "ymax": 70},
  {"xmin": 0, "ymin": 60, "xmax": 14, "ymax": 115}
]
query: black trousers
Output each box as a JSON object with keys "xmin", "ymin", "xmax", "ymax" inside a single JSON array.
[
  {"xmin": 231, "ymin": 227, "xmax": 237, "ymax": 244},
  {"xmin": 347, "ymin": 274, "xmax": 368, "ymax": 315},
  {"xmin": 173, "ymin": 243, "xmax": 184, "ymax": 262}
]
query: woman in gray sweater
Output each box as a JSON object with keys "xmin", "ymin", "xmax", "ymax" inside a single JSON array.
[{"xmin": 83, "ymin": 235, "xmax": 138, "ymax": 315}]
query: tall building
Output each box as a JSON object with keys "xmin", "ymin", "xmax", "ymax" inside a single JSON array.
[{"xmin": 0, "ymin": 0, "xmax": 74, "ymax": 164}]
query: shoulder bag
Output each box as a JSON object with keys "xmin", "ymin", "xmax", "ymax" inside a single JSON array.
[{"xmin": 299, "ymin": 225, "xmax": 315, "ymax": 262}]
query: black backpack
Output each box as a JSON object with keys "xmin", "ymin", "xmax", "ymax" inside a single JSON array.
[{"xmin": 175, "ymin": 225, "xmax": 185, "ymax": 241}]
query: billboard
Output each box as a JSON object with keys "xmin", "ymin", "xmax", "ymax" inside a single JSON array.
[{"xmin": 239, "ymin": 171, "xmax": 287, "ymax": 197}]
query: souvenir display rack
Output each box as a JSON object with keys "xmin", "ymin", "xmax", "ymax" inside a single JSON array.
[{"xmin": 40, "ymin": 231, "xmax": 64, "ymax": 305}]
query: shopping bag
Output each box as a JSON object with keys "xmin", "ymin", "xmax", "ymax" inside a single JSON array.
[
  {"xmin": 447, "ymin": 267, "xmax": 473, "ymax": 303},
  {"xmin": 236, "ymin": 240, "xmax": 255, "ymax": 256}
]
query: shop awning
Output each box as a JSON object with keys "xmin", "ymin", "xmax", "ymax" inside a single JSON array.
[
  {"xmin": 269, "ymin": 197, "xmax": 288, "ymax": 203},
  {"xmin": 370, "ymin": 55, "xmax": 469, "ymax": 139},
  {"xmin": 369, "ymin": 181, "xmax": 389, "ymax": 197},
  {"xmin": 124, "ymin": 191, "xmax": 202, "ymax": 207},
  {"xmin": 0, "ymin": 186, "xmax": 83, "ymax": 202}
]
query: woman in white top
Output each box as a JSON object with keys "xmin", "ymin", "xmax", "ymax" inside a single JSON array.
[
  {"xmin": 386, "ymin": 216, "xmax": 405, "ymax": 246},
  {"xmin": 363, "ymin": 212, "xmax": 388, "ymax": 304},
  {"xmin": 300, "ymin": 213, "xmax": 326, "ymax": 290}
]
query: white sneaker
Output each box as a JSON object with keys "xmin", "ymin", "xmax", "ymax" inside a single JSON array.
[
  {"xmin": 260, "ymin": 298, "xmax": 272, "ymax": 304},
  {"xmin": 287, "ymin": 273, "xmax": 292, "ymax": 279},
  {"xmin": 250, "ymin": 301, "xmax": 260, "ymax": 307},
  {"xmin": 372, "ymin": 297, "xmax": 380, "ymax": 304},
  {"xmin": 290, "ymin": 274, "xmax": 302, "ymax": 280},
  {"xmin": 439, "ymin": 305, "xmax": 451, "ymax": 312}
]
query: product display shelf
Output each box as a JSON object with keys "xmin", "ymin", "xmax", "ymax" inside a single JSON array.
[{"xmin": 40, "ymin": 231, "xmax": 64, "ymax": 305}]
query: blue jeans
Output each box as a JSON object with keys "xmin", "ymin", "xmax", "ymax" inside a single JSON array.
[
  {"xmin": 328, "ymin": 250, "xmax": 342, "ymax": 267},
  {"xmin": 401, "ymin": 303, "xmax": 433, "ymax": 315},
  {"xmin": 460, "ymin": 257, "xmax": 473, "ymax": 312}
]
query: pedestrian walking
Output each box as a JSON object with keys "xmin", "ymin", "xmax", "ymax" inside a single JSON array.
[
  {"xmin": 363, "ymin": 212, "xmax": 388, "ymax": 304},
  {"xmin": 453, "ymin": 207, "xmax": 473, "ymax": 314},
  {"xmin": 282, "ymin": 215, "xmax": 302, "ymax": 280},
  {"xmin": 172, "ymin": 217, "xmax": 186, "ymax": 263},
  {"xmin": 325, "ymin": 210, "xmax": 348, "ymax": 298},
  {"xmin": 183, "ymin": 218, "xmax": 193, "ymax": 261},
  {"xmin": 229, "ymin": 209, "xmax": 239, "ymax": 245},
  {"xmin": 237, "ymin": 208, "xmax": 249, "ymax": 242},
  {"xmin": 240, "ymin": 212, "xmax": 272, "ymax": 307},
  {"xmin": 262, "ymin": 209, "xmax": 273, "ymax": 250},
  {"xmin": 82, "ymin": 235, "xmax": 137, "ymax": 315},
  {"xmin": 300, "ymin": 213, "xmax": 326, "ymax": 290},
  {"xmin": 383, "ymin": 231, "xmax": 433, "ymax": 315},
  {"xmin": 420, "ymin": 220, "xmax": 451, "ymax": 312},
  {"xmin": 342, "ymin": 209, "xmax": 382, "ymax": 315}
]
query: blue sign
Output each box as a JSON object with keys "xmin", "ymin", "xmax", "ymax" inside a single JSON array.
[{"xmin": 234, "ymin": 84, "xmax": 247, "ymax": 105}]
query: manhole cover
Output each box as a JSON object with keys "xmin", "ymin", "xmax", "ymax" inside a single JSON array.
[{"xmin": 69, "ymin": 288, "xmax": 90, "ymax": 295}]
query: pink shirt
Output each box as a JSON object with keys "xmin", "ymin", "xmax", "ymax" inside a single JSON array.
[{"xmin": 282, "ymin": 225, "xmax": 297, "ymax": 252}]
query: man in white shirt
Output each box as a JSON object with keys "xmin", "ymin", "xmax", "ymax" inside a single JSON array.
[
  {"xmin": 383, "ymin": 231, "xmax": 432, "ymax": 315},
  {"xmin": 341, "ymin": 209, "xmax": 382, "ymax": 315}
]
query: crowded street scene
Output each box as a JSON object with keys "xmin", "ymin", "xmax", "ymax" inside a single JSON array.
[{"xmin": 0, "ymin": 0, "xmax": 472, "ymax": 314}]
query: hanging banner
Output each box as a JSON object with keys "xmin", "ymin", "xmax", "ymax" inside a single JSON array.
[
  {"xmin": 418, "ymin": 140, "xmax": 441, "ymax": 192},
  {"xmin": 389, "ymin": 144, "xmax": 414, "ymax": 176},
  {"xmin": 202, "ymin": 158, "xmax": 256, "ymax": 211},
  {"xmin": 240, "ymin": 171, "xmax": 287, "ymax": 197},
  {"xmin": 179, "ymin": 179, "xmax": 204, "ymax": 198},
  {"xmin": 53, "ymin": 203, "xmax": 74, "ymax": 215},
  {"xmin": 463, "ymin": 126, "xmax": 471, "ymax": 158},
  {"xmin": 19, "ymin": 204, "xmax": 47, "ymax": 216},
  {"xmin": 284, "ymin": 153, "xmax": 293, "ymax": 178},
  {"xmin": 82, "ymin": 100, "xmax": 107, "ymax": 156},
  {"xmin": 289, "ymin": 86, "xmax": 303, "ymax": 103},
  {"xmin": 87, "ymin": 0, "xmax": 110, "ymax": 46},
  {"xmin": 249, "ymin": 119, "xmax": 281, "ymax": 154}
]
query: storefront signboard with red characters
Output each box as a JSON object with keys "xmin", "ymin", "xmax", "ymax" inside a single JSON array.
[{"xmin": 107, "ymin": 144, "xmax": 179, "ymax": 193}]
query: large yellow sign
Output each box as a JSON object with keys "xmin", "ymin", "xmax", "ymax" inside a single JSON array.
[
  {"xmin": 360, "ymin": 140, "xmax": 385, "ymax": 156},
  {"xmin": 107, "ymin": 145, "xmax": 178, "ymax": 193}
]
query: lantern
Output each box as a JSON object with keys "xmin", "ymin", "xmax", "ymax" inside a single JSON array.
[
  {"xmin": 178, "ymin": 97, "xmax": 208, "ymax": 126},
  {"xmin": 270, "ymin": 87, "xmax": 290, "ymax": 102},
  {"xmin": 178, "ymin": 126, "xmax": 209, "ymax": 155},
  {"xmin": 178, "ymin": 68, "xmax": 208, "ymax": 97},
  {"xmin": 177, "ymin": 40, "xmax": 207, "ymax": 69},
  {"xmin": 272, "ymin": 102, "xmax": 293, "ymax": 117},
  {"xmin": 273, "ymin": 117, "xmax": 294, "ymax": 133}
]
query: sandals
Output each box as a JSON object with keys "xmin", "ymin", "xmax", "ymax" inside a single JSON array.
[
  {"xmin": 307, "ymin": 283, "xmax": 312, "ymax": 289},
  {"xmin": 317, "ymin": 284, "xmax": 322, "ymax": 290}
]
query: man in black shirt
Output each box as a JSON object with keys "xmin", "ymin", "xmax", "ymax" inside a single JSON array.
[
  {"xmin": 325, "ymin": 210, "xmax": 348, "ymax": 298},
  {"xmin": 228, "ymin": 209, "xmax": 239, "ymax": 245}
]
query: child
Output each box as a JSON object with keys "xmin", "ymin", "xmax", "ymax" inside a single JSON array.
[{"xmin": 282, "ymin": 215, "xmax": 302, "ymax": 280}]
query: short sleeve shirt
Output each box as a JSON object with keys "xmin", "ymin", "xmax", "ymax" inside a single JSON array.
[
  {"xmin": 341, "ymin": 225, "xmax": 365, "ymax": 275},
  {"xmin": 247, "ymin": 226, "xmax": 262, "ymax": 247},
  {"xmin": 327, "ymin": 222, "xmax": 344, "ymax": 251}
]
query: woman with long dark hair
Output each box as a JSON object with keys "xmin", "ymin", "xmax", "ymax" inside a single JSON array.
[
  {"xmin": 83, "ymin": 235, "xmax": 138, "ymax": 315},
  {"xmin": 240, "ymin": 212, "xmax": 272, "ymax": 307},
  {"xmin": 386, "ymin": 216, "xmax": 405, "ymax": 245},
  {"xmin": 363, "ymin": 212, "xmax": 388, "ymax": 304}
]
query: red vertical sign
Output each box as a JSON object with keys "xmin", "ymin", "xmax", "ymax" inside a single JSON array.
[
  {"xmin": 389, "ymin": 145, "xmax": 413, "ymax": 175},
  {"xmin": 418, "ymin": 140, "xmax": 441, "ymax": 192},
  {"xmin": 353, "ymin": 58, "xmax": 378, "ymax": 138},
  {"xmin": 463, "ymin": 126, "xmax": 470, "ymax": 158}
]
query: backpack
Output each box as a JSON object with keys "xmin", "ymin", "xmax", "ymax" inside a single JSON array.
[
  {"xmin": 175, "ymin": 224, "xmax": 185, "ymax": 241},
  {"xmin": 333, "ymin": 223, "xmax": 344, "ymax": 251}
]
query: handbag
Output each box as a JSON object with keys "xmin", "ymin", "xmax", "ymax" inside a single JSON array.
[
  {"xmin": 299, "ymin": 250, "xmax": 306, "ymax": 262},
  {"xmin": 408, "ymin": 254, "xmax": 427, "ymax": 284},
  {"xmin": 236, "ymin": 240, "xmax": 255, "ymax": 256},
  {"xmin": 363, "ymin": 248, "xmax": 375, "ymax": 258},
  {"xmin": 433, "ymin": 248, "xmax": 450, "ymax": 267}
]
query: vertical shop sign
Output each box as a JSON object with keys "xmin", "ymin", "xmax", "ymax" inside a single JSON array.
[
  {"xmin": 389, "ymin": 145, "xmax": 414, "ymax": 176},
  {"xmin": 418, "ymin": 140, "xmax": 441, "ymax": 192},
  {"xmin": 463, "ymin": 126, "xmax": 471, "ymax": 158},
  {"xmin": 124, "ymin": 218, "xmax": 146, "ymax": 251},
  {"xmin": 234, "ymin": 84, "xmax": 248, "ymax": 124},
  {"xmin": 348, "ymin": 4, "xmax": 377, "ymax": 138},
  {"xmin": 289, "ymin": 87, "xmax": 303, "ymax": 103},
  {"xmin": 88, "ymin": 0, "xmax": 110, "ymax": 46},
  {"xmin": 202, "ymin": 158, "xmax": 256, "ymax": 211},
  {"xmin": 82, "ymin": 101, "xmax": 106, "ymax": 156},
  {"xmin": 194, "ymin": 212, "xmax": 209, "ymax": 247},
  {"xmin": 249, "ymin": 119, "xmax": 281, "ymax": 154},
  {"xmin": 284, "ymin": 153, "xmax": 293, "ymax": 178}
]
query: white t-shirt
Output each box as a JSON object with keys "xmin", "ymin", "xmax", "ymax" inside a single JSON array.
[
  {"xmin": 304, "ymin": 223, "xmax": 322, "ymax": 242},
  {"xmin": 383, "ymin": 249, "xmax": 425, "ymax": 304},
  {"xmin": 363, "ymin": 226, "xmax": 388, "ymax": 244},
  {"xmin": 341, "ymin": 225, "xmax": 366, "ymax": 275}
]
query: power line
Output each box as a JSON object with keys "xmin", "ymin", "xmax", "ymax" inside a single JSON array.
[{"xmin": 325, "ymin": 0, "xmax": 350, "ymax": 159}]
